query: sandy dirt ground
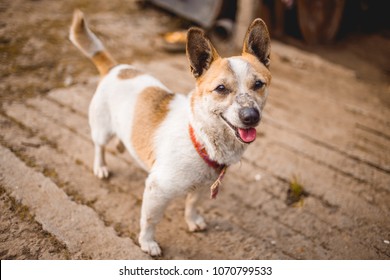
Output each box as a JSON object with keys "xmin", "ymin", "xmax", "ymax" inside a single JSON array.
[{"xmin": 0, "ymin": 0, "xmax": 389, "ymax": 259}]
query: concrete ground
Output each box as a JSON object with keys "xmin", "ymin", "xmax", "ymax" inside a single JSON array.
[{"xmin": 0, "ymin": 0, "xmax": 389, "ymax": 259}]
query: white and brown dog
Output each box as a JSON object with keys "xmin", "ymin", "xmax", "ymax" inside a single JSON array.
[{"xmin": 69, "ymin": 10, "xmax": 271, "ymax": 256}]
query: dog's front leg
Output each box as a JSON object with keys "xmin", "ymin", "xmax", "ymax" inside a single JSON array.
[
  {"xmin": 185, "ymin": 188, "xmax": 207, "ymax": 232},
  {"xmin": 139, "ymin": 176, "xmax": 170, "ymax": 257}
]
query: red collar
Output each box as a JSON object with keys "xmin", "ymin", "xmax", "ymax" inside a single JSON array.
[
  {"xmin": 189, "ymin": 124, "xmax": 228, "ymax": 199},
  {"xmin": 188, "ymin": 125, "xmax": 225, "ymax": 171}
]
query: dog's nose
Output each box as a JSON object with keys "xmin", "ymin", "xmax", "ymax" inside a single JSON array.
[{"xmin": 239, "ymin": 107, "xmax": 260, "ymax": 126}]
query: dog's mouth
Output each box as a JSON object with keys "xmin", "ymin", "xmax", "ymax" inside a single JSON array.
[{"xmin": 220, "ymin": 115, "xmax": 257, "ymax": 144}]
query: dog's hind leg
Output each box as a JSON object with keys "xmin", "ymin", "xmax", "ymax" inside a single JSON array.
[
  {"xmin": 89, "ymin": 97, "xmax": 112, "ymax": 179},
  {"xmin": 90, "ymin": 121, "xmax": 112, "ymax": 179},
  {"xmin": 185, "ymin": 189, "xmax": 207, "ymax": 232},
  {"xmin": 93, "ymin": 144, "xmax": 109, "ymax": 179},
  {"xmin": 139, "ymin": 175, "xmax": 171, "ymax": 256}
]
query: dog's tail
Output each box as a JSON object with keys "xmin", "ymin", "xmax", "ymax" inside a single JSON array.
[{"xmin": 69, "ymin": 10, "xmax": 117, "ymax": 76}]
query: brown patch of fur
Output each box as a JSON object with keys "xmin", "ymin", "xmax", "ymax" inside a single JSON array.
[
  {"xmin": 117, "ymin": 68, "xmax": 143, "ymax": 80},
  {"xmin": 242, "ymin": 53, "xmax": 272, "ymax": 85},
  {"xmin": 196, "ymin": 58, "xmax": 231, "ymax": 85},
  {"xmin": 190, "ymin": 55, "xmax": 271, "ymax": 112},
  {"xmin": 92, "ymin": 50, "xmax": 117, "ymax": 76},
  {"xmin": 190, "ymin": 58, "xmax": 230, "ymax": 110},
  {"xmin": 131, "ymin": 87, "xmax": 174, "ymax": 170}
]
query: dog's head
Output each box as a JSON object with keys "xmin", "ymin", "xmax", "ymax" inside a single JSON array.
[{"xmin": 186, "ymin": 19, "xmax": 271, "ymax": 146}]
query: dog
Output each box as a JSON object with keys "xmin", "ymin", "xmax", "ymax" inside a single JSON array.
[{"xmin": 69, "ymin": 10, "xmax": 271, "ymax": 256}]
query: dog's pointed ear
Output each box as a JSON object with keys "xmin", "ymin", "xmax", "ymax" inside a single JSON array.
[
  {"xmin": 242, "ymin": 18, "xmax": 271, "ymax": 67},
  {"xmin": 186, "ymin": 27, "xmax": 219, "ymax": 78}
]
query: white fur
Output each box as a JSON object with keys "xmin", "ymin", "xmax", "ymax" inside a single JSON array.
[
  {"xmin": 81, "ymin": 31, "xmax": 271, "ymax": 258},
  {"xmin": 189, "ymin": 103, "xmax": 248, "ymax": 165},
  {"xmin": 71, "ymin": 12, "xmax": 271, "ymax": 257},
  {"xmin": 138, "ymin": 92, "xmax": 219, "ymax": 255},
  {"xmin": 228, "ymin": 57, "xmax": 249, "ymax": 93},
  {"xmin": 89, "ymin": 65, "xmax": 169, "ymax": 172},
  {"xmin": 229, "ymin": 57, "xmax": 270, "ymax": 110},
  {"xmin": 89, "ymin": 65, "xmax": 220, "ymax": 256},
  {"xmin": 90, "ymin": 61, "xmax": 269, "ymax": 256}
]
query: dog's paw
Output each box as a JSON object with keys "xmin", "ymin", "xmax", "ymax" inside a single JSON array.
[
  {"xmin": 140, "ymin": 240, "xmax": 162, "ymax": 257},
  {"xmin": 93, "ymin": 165, "xmax": 110, "ymax": 179},
  {"xmin": 187, "ymin": 215, "xmax": 207, "ymax": 232}
]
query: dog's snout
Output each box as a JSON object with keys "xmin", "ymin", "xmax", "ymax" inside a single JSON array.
[{"xmin": 239, "ymin": 107, "xmax": 260, "ymax": 126}]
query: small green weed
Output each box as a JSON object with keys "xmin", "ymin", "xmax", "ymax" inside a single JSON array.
[{"xmin": 286, "ymin": 175, "xmax": 309, "ymax": 207}]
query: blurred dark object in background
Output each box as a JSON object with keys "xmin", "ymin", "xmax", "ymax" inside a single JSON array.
[
  {"xmin": 262, "ymin": 0, "xmax": 390, "ymax": 44},
  {"xmin": 339, "ymin": 0, "xmax": 390, "ymax": 35},
  {"xmin": 296, "ymin": 0, "xmax": 346, "ymax": 44},
  {"xmin": 145, "ymin": 0, "xmax": 389, "ymax": 45},
  {"xmin": 147, "ymin": 0, "xmax": 222, "ymax": 28},
  {"xmin": 147, "ymin": 0, "xmax": 237, "ymax": 39}
]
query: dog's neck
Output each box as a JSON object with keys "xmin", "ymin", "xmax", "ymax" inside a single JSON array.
[
  {"xmin": 188, "ymin": 124, "xmax": 225, "ymax": 170},
  {"xmin": 188, "ymin": 95, "xmax": 248, "ymax": 166}
]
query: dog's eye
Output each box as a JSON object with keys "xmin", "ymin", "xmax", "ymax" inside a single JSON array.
[
  {"xmin": 215, "ymin": 84, "xmax": 228, "ymax": 94},
  {"xmin": 254, "ymin": 80, "xmax": 265, "ymax": 90}
]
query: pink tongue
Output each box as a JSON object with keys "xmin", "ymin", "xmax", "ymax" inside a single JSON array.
[{"xmin": 238, "ymin": 128, "xmax": 257, "ymax": 143}]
